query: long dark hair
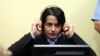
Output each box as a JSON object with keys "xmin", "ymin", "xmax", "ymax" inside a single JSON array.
[{"xmin": 40, "ymin": 5, "xmax": 66, "ymax": 33}]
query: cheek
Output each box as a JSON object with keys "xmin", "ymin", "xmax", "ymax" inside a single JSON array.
[
  {"xmin": 44, "ymin": 26, "xmax": 50, "ymax": 32},
  {"xmin": 56, "ymin": 27, "xmax": 62, "ymax": 32}
]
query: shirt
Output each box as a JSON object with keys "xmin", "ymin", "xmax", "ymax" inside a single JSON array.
[{"xmin": 92, "ymin": 0, "xmax": 100, "ymax": 21}]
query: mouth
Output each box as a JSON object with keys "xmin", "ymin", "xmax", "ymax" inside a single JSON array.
[{"xmin": 49, "ymin": 33, "xmax": 57, "ymax": 36}]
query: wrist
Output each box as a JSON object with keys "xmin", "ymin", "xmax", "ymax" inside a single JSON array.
[
  {"xmin": 30, "ymin": 32, "xmax": 35, "ymax": 39},
  {"xmin": 68, "ymin": 32, "xmax": 74, "ymax": 38}
]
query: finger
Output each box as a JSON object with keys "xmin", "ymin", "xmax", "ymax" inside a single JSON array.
[
  {"xmin": 38, "ymin": 20, "xmax": 42, "ymax": 27},
  {"xmin": 33, "ymin": 20, "xmax": 41, "ymax": 31},
  {"xmin": 63, "ymin": 23, "xmax": 69, "ymax": 31},
  {"xmin": 36, "ymin": 31, "xmax": 41, "ymax": 36},
  {"xmin": 31, "ymin": 24, "xmax": 37, "ymax": 35},
  {"xmin": 38, "ymin": 20, "xmax": 42, "ymax": 31},
  {"xmin": 63, "ymin": 26, "xmax": 69, "ymax": 32},
  {"xmin": 64, "ymin": 31, "xmax": 70, "ymax": 37},
  {"xmin": 36, "ymin": 24, "xmax": 42, "ymax": 31}
]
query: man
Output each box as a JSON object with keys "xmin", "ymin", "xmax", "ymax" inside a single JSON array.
[
  {"xmin": 92, "ymin": 0, "xmax": 100, "ymax": 33},
  {"xmin": 8, "ymin": 5, "xmax": 96, "ymax": 56}
]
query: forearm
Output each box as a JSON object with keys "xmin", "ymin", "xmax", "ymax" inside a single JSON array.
[
  {"xmin": 69, "ymin": 33, "xmax": 87, "ymax": 45},
  {"xmin": 8, "ymin": 33, "xmax": 34, "ymax": 56}
]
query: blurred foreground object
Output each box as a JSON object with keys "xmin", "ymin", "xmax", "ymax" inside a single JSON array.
[{"xmin": 0, "ymin": 44, "xmax": 12, "ymax": 56}]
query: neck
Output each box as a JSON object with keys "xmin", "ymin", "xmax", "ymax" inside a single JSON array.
[{"xmin": 46, "ymin": 34, "xmax": 61, "ymax": 42}]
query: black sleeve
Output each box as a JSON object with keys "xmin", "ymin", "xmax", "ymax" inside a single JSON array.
[
  {"xmin": 69, "ymin": 33, "xmax": 87, "ymax": 44},
  {"xmin": 69, "ymin": 33, "xmax": 97, "ymax": 56},
  {"xmin": 8, "ymin": 33, "xmax": 34, "ymax": 56}
]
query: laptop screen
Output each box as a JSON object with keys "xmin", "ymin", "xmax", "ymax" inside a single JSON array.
[{"xmin": 34, "ymin": 45, "xmax": 90, "ymax": 56}]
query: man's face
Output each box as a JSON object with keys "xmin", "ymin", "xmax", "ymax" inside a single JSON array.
[{"xmin": 44, "ymin": 15, "xmax": 62, "ymax": 39}]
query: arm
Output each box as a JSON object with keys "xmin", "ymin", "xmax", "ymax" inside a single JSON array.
[
  {"xmin": 63, "ymin": 22, "xmax": 96, "ymax": 56},
  {"xmin": 63, "ymin": 22, "xmax": 86, "ymax": 44},
  {"xmin": 69, "ymin": 33, "xmax": 97, "ymax": 56},
  {"xmin": 8, "ymin": 33, "xmax": 34, "ymax": 56},
  {"xmin": 8, "ymin": 20, "xmax": 42, "ymax": 56},
  {"xmin": 68, "ymin": 33, "xmax": 87, "ymax": 44}
]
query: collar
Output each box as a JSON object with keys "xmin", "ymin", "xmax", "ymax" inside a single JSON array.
[{"xmin": 47, "ymin": 34, "xmax": 61, "ymax": 45}]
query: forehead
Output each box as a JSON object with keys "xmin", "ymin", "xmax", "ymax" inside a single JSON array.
[{"xmin": 46, "ymin": 15, "xmax": 58, "ymax": 23}]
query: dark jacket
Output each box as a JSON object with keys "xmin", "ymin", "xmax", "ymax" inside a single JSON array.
[{"xmin": 8, "ymin": 33, "xmax": 96, "ymax": 56}]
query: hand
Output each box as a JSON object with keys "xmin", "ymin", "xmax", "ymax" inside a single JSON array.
[
  {"xmin": 63, "ymin": 22, "xmax": 74, "ymax": 38},
  {"xmin": 31, "ymin": 20, "xmax": 42, "ymax": 37}
]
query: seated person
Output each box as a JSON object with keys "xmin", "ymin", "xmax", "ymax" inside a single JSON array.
[{"xmin": 8, "ymin": 5, "xmax": 96, "ymax": 56}]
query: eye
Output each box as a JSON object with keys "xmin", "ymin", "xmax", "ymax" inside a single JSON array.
[
  {"xmin": 46, "ymin": 23, "xmax": 52, "ymax": 27},
  {"xmin": 55, "ymin": 23, "xmax": 60, "ymax": 27}
]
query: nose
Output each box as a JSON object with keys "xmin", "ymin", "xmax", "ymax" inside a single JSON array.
[{"xmin": 51, "ymin": 25, "xmax": 56, "ymax": 32}]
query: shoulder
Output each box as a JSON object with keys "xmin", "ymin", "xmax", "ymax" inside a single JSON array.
[{"xmin": 8, "ymin": 33, "xmax": 34, "ymax": 56}]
